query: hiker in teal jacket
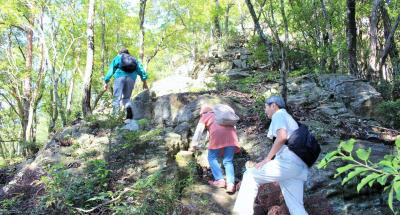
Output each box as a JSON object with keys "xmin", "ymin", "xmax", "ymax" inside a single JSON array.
[{"xmin": 103, "ymin": 48, "xmax": 149, "ymax": 119}]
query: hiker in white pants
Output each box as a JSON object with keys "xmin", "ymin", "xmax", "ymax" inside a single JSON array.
[{"xmin": 233, "ymin": 96, "xmax": 309, "ymax": 215}]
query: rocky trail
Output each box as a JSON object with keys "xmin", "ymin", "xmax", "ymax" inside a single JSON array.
[{"xmin": 1, "ymin": 39, "xmax": 399, "ymax": 214}]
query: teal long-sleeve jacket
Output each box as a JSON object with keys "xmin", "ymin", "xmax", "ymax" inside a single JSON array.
[{"xmin": 103, "ymin": 54, "xmax": 148, "ymax": 84}]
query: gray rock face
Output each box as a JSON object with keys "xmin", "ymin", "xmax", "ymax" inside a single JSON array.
[
  {"xmin": 131, "ymin": 90, "xmax": 152, "ymax": 120},
  {"xmin": 164, "ymin": 132, "xmax": 183, "ymax": 154},
  {"xmin": 319, "ymin": 74, "xmax": 382, "ymax": 117},
  {"xmin": 214, "ymin": 61, "xmax": 233, "ymax": 72},
  {"xmin": 227, "ymin": 69, "xmax": 250, "ymax": 80},
  {"xmin": 152, "ymin": 93, "xmax": 240, "ymax": 127}
]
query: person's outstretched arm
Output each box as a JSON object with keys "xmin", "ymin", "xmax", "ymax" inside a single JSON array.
[
  {"xmin": 189, "ymin": 122, "xmax": 206, "ymax": 151},
  {"xmin": 103, "ymin": 56, "xmax": 119, "ymax": 90},
  {"xmin": 255, "ymin": 128, "xmax": 287, "ymax": 169},
  {"xmin": 136, "ymin": 60, "xmax": 149, "ymax": 89}
]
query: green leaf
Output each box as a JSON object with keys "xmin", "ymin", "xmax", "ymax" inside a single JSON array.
[
  {"xmin": 388, "ymin": 186, "xmax": 394, "ymax": 212},
  {"xmin": 368, "ymin": 178, "xmax": 376, "ymax": 187},
  {"xmin": 340, "ymin": 139, "xmax": 355, "ymax": 153},
  {"xmin": 377, "ymin": 175, "xmax": 388, "ymax": 186},
  {"xmin": 357, "ymin": 173, "xmax": 380, "ymax": 192},
  {"xmin": 342, "ymin": 167, "xmax": 369, "ymax": 185},
  {"xmin": 395, "ymin": 137, "xmax": 400, "ymax": 149},
  {"xmin": 356, "ymin": 148, "xmax": 371, "ymax": 161},
  {"xmin": 325, "ymin": 150, "xmax": 339, "ymax": 160},
  {"xmin": 334, "ymin": 164, "xmax": 355, "ymax": 178},
  {"xmin": 317, "ymin": 151, "xmax": 339, "ymax": 169},
  {"xmin": 379, "ymin": 159, "xmax": 393, "ymax": 168},
  {"xmin": 394, "ymin": 181, "xmax": 400, "ymax": 201}
]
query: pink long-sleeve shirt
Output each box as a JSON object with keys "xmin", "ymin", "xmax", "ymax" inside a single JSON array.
[{"xmin": 200, "ymin": 112, "xmax": 240, "ymax": 152}]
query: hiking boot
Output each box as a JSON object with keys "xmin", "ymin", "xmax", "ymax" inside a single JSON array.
[
  {"xmin": 208, "ymin": 179, "xmax": 226, "ymax": 188},
  {"xmin": 126, "ymin": 107, "xmax": 133, "ymax": 120},
  {"xmin": 226, "ymin": 183, "xmax": 235, "ymax": 194}
]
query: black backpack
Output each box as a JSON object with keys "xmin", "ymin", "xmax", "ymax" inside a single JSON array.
[
  {"xmin": 286, "ymin": 123, "xmax": 321, "ymax": 167},
  {"xmin": 119, "ymin": 53, "xmax": 137, "ymax": 73}
]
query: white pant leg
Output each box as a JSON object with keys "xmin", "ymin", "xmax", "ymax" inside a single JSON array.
[
  {"xmin": 233, "ymin": 147, "xmax": 308, "ymax": 215},
  {"xmin": 280, "ymin": 179, "xmax": 308, "ymax": 215}
]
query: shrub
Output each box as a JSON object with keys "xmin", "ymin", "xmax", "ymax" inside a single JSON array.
[
  {"xmin": 38, "ymin": 160, "xmax": 110, "ymax": 213},
  {"xmin": 318, "ymin": 138, "xmax": 400, "ymax": 213},
  {"xmin": 376, "ymin": 99, "xmax": 400, "ymax": 129}
]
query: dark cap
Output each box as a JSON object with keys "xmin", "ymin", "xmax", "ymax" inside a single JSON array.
[{"xmin": 265, "ymin": 95, "xmax": 285, "ymax": 108}]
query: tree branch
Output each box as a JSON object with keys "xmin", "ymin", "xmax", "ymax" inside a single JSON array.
[
  {"xmin": 379, "ymin": 15, "xmax": 400, "ymax": 72},
  {"xmin": 0, "ymin": 92, "xmax": 20, "ymax": 117}
]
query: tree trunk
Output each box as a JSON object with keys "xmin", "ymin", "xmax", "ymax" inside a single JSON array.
[
  {"xmin": 368, "ymin": 0, "xmax": 380, "ymax": 80},
  {"xmin": 280, "ymin": 0, "xmax": 288, "ymax": 105},
  {"xmin": 280, "ymin": 0, "xmax": 288, "ymax": 43},
  {"xmin": 379, "ymin": 14, "xmax": 400, "ymax": 78},
  {"xmin": 23, "ymin": 13, "xmax": 34, "ymax": 154},
  {"xmin": 82, "ymin": 0, "xmax": 95, "ymax": 117},
  {"xmin": 380, "ymin": 4, "xmax": 400, "ymax": 79},
  {"xmin": 237, "ymin": 0, "xmax": 246, "ymax": 33},
  {"xmin": 224, "ymin": 3, "xmax": 234, "ymax": 35},
  {"xmin": 214, "ymin": 0, "xmax": 222, "ymax": 38},
  {"xmin": 66, "ymin": 68, "xmax": 76, "ymax": 117},
  {"xmin": 139, "ymin": 0, "xmax": 147, "ymax": 62},
  {"xmin": 346, "ymin": 0, "xmax": 358, "ymax": 76},
  {"xmin": 101, "ymin": 0, "xmax": 106, "ymax": 75},
  {"xmin": 245, "ymin": 0, "xmax": 273, "ymax": 66},
  {"xmin": 320, "ymin": 0, "xmax": 336, "ymax": 72}
]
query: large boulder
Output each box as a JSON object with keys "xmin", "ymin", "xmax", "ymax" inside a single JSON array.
[
  {"xmin": 227, "ymin": 69, "xmax": 251, "ymax": 80},
  {"xmin": 131, "ymin": 90, "xmax": 152, "ymax": 120},
  {"xmin": 319, "ymin": 74, "xmax": 382, "ymax": 117},
  {"xmin": 152, "ymin": 93, "xmax": 240, "ymax": 127}
]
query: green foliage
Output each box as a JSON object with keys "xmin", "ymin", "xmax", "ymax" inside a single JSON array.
[
  {"xmin": 318, "ymin": 138, "xmax": 400, "ymax": 213},
  {"xmin": 38, "ymin": 160, "xmax": 110, "ymax": 213},
  {"xmin": 213, "ymin": 71, "xmax": 279, "ymax": 93},
  {"xmin": 247, "ymin": 35, "xmax": 271, "ymax": 65},
  {"xmin": 376, "ymin": 99, "xmax": 400, "ymax": 129},
  {"xmin": 0, "ymin": 195, "xmax": 23, "ymax": 214},
  {"xmin": 110, "ymin": 162, "xmax": 197, "ymax": 214},
  {"xmin": 376, "ymin": 81, "xmax": 394, "ymax": 100},
  {"xmin": 85, "ymin": 114, "xmax": 123, "ymax": 129}
]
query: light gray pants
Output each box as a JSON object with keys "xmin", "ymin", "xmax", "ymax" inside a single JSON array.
[
  {"xmin": 113, "ymin": 76, "xmax": 135, "ymax": 114},
  {"xmin": 233, "ymin": 146, "xmax": 309, "ymax": 215}
]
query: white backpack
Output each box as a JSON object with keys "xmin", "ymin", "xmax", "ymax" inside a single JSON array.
[{"xmin": 212, "ymin": 104, "xmax": 239, "ymax": 126}]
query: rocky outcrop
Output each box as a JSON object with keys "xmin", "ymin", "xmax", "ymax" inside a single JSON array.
[{"xmin": 319, "ymin": 74, "xmax": 382, "ymax": 117}]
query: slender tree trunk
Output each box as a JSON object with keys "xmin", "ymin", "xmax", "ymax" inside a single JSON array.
[
  {"xmin": 101, "ymin": 0, "xmax": 106, "ymax": 75},
  {"xmin": 346, "ymin": 0, "xmax": 358, "ymax": 76},
  {"xmin": 214, "ymin": 0, "xmax": 222, "ymax": 38},
  {"xmin": 66, "ymin": 71, "xmax": 75, "ymax": 117},
  {"xmin": 82, "ymin": 0, "xmax": 95, "ymax": 117},
  {"xmin": 379, "ymin": 15, "xmax": 400, "ymax": 78},
  {"xmin": 280, "ymin": 0, "xmax": 288, "ymax": 105},
  {"xmin": 67, "ymin": 43, "xmax": 81, "ymax": 117},
  {"xmin": 139, "ymin": 0, "xmax": 147, "ymax": 62},
  {"xmin": 224, "ymin": 3, "xmax": 234, "ymax": 35},
  {"xmin": 237, "ymin": 0, "xmax": 246, "ymax": 33},
  {"xmin": 280, "ymin": 0, "xmax": 288, "ymax": 43},
  {"xmin": 368, "ymin": 0, "xmax": 380, "ymax": 80},
  {"xmin": 245, "ymin": 0, "xmax": 273, "ymax": 66},
  {"xmin": 380, "ymin": 4, "xmax": 400, "ymax": 79},
  {"xmin": 23, "ymin": 13, "xmax": 34, "ymax": 155},
  {"xmin": 320, "ymin": 0, "xmax": 336, "ymax": 72}
]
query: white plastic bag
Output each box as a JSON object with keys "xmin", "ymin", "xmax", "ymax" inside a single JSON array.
[{"xmin": 213, "ymin": 104, "xmax": 239, "ymax": 126}]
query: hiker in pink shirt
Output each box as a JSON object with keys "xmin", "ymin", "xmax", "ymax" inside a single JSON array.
[{"xmin": 190, "ymin": 105, "xmax": 240, "ymax": 193}]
